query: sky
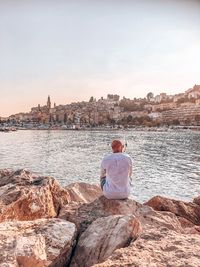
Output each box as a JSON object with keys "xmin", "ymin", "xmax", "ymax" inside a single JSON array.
[{"xmin": 0, "ymin": 0, "xmax": 200, "ymax": 117}]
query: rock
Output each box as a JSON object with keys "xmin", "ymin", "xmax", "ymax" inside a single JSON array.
[
  {"xmin": 137, "ymin": 205, "xmax": 200, "ymax": 236},
  {"xmin": 92, "ymin": 202, "xmax": 200, "ymax": 267},
  {"xmin": 135, "ymin": 205, "xmax": 184, "ymax": 233},
  {"xmin": 59, "ymin": 195, "xmax": 142, "ymax": 233},
  {"xmin": 93, "ymin": 227, "xmax": 200, "ymax": 267},
  {"xmin": 1, "ymin": 170, "xmax": 200, "ymax": 267},
  {"xmin": 145, "ymin": 195, "xmax": 200, "ymax": 226},
  {"xmin": 193, "ymin": 196, "xmax": 200, "ymax": 206},
  {"xmin": 71, "ymin": 215, "xmax": 141, "ymax": 267},
  {"xmin": 0, "ymin": 169, "xmax": 13, "ymax": 179},
  {"xmin": 178, "ymin": 216, "xmax": 196, "ymax": 228},
  {"xmin": 64, "ymin": 182, "xmax": 102, "ymax": 203},
  {"xmin": 0, "ymin": 218, "xmax": 77, "ymax": 267},
  {"xmin": 176, "ymin": 217, "xmax": 200, "ymax": 235},
  {"xmin": 0, "ymin": 169, "xmax": 70, "ymax": 222}
]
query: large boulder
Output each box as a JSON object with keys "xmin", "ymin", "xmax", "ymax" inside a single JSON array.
[
  {"xmin": 71, "ymin": 215, "xmax": 141, "ymax": 267},
  {"xmin": 59, "ymin": 195, "xmax": 142, "ymax": 233},
  {"xmin": 64, "ymin": 182, "xmax": 102, "ymax": 203},
  {"xmin": 0, "ymin": 169, "xmax": 70, "ymax": 222},
  {"xmin": 92, "ymin": 201, "xmax": 200, "ymax": 267},
  {"xmin": 93, "ymin": 227, "xmax": 200, "ymax": 267},
  {"xmin": 145, "ymin": 195, "xmax": 200, "ymax": 225},
  {"xmin": 0, "ymin": 218, "xmax": 77, "ymax": 267}
]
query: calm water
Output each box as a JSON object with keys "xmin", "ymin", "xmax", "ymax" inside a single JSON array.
[{"xmin": 0, "ymin": 130, "xmax": 200, "ymax": 203}]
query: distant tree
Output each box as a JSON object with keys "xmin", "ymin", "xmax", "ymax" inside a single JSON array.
[
  {"xmin": 109, "ymin": 118, "xmax": 116, "ymax": 125},
  {"xmin": 89, "ymin": 96, "xmax": 94, "ymax": 102},
  {"xmin": 184, "ymin": 118, "xmax": 191, "ymax": 126},
  {"xmin": 146, "ymin": 92, "xmax": 154, "ymax": 101},
  {"xmin": 172, "ymin": 119, "xmax": 180, "ymax": 125},
  {"xmin": 64, "ymin": 113, "xmax": 67, "ymax": 124},
  {"xmin": 56, "ymin": 114, "xmax": 59, "ymax": 122},
  {"xmin": 189, "ymin": 97, "xmax": 196, "ymax": 103},
  {"xmin": 127, "ymin": 115, "xmax": 133, "ymax": 123},
  {"xmin": 177, "ymin": 97, "xmax": 188, "ymax": 105}
]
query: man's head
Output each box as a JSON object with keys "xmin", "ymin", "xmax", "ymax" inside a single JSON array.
[{"xmin": 111, "ymin": 140, "xmax": 124, "ymax": 153}]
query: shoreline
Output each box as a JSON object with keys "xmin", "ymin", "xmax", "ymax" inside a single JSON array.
[{"xmin": 1, "ymin": 125, "xmax": 200, "ymax": 132}]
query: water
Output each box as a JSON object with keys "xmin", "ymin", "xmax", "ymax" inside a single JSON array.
[{"xmin": 0, "ymin": 130, "xmax": 200, "ymax": 203}]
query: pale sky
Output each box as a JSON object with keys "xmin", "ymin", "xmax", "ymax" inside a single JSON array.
[{"xmin": 0, "ymin": 0, "xmax": 200, "ymax": 116}]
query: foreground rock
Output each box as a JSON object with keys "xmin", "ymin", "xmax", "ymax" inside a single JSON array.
[
  {"xmin": 145, "ymin": 195, "xmax": 200, "ymax": 225},
  {"xmin": 1, "ymin": 169, "xmax": 200, "ymax": 267},
  {"xmin": 0, "ymin": 218, "xmax": 77, "ymax": 267},
  {"xmin": 71, "ymin": 215, "xmax": 141, "ymax": 267},
  {"xmin": 0, "ymin": 169, "xmax": 70, "ymax": 222},
  {"xmin": 59, "ymin": 195, "xmax": 142, "ymax": 233},
  {"xmin": 91, "ymin": 197, "xmax": 200, "ymax": 267},
  {"xmin": 135, "ymin": 205, "xmax": 185, "ymax": 233},
  {"xmin": 93, "ymin": 227, "xmax": 200, "ymax": 267},
  {"xmin": 64, "ymin": 182, "xmax": 102, "ymax": 203}
]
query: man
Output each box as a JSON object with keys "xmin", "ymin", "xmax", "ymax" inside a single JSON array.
[{"xmin": 100, "ymin": 139, "xmax": 132, "ymax": 199}]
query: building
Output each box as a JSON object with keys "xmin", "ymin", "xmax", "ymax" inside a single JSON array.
[
  {"xmin": 173, "ymin": 93, "xmax": 186, "ymax": 102},
  {"xmin": 187, "ymin": 85, "xmax": 200, "ymax": 99},
  {"xmin": 148, "ymin": 112, "xmax": 162, "ymax": 120},
  {"xmin": 162, "ymin": 106, "xmax": 200, "ymax": 125},
  {"xmin": 154, "ymin": 93, "xmax": 167, "ymax": 103},
  {"xmin": 152, "ymin": 102, "xmax": 177, "ymax": 112}
]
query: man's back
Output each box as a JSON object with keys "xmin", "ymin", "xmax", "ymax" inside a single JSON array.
[{"xmin": 101, "ymin": 152, "xmax": 132, "ymax": 199}]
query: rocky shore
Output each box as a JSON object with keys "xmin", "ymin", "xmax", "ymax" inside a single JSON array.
[{"xmin": 0, "ymin": 169, "xmax": 200, "ymax": 267}]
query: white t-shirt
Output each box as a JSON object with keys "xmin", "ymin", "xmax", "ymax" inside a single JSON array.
[{"xmin": 100, "ymin": 152, "xmax": 132, "ymax": 199}]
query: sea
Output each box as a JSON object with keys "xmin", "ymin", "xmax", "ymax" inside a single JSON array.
[{"xmin": 0, "ymin": 129, "xmax": 200, "ymax": 203}]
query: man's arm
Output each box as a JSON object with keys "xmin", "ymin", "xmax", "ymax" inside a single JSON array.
[
  {"xmin": 100, "ymin": 162, "xmax": 106, "ymax": 180},
  {"xmin": 129, "ymin": 158, "xmax": 133, "ymax": 178},
  {"xmin": 100, "ymin": 162, "xmax": 106, "ymax": 190}
]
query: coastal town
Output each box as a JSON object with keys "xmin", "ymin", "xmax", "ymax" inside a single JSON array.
[{"xmin": 1, "ymin": 84, "xmax": 200, "ymax": 130}]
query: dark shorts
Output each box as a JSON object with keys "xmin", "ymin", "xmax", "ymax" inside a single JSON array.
[{"xmin": 100, "ymin": 177, "xmax": 106, "ymax": 190}]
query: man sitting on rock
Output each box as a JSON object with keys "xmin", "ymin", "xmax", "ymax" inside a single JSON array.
[{"xmin": 100, "ymin": 139, "xmax": 132, "ymax": 199}]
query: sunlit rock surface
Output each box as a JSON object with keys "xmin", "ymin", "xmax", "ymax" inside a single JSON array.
[
  {"xmin": 59, "ymin": 195, "xmax": 142, "ymax": 233},
  {"xmin": 145, "ymin": 195, "xmax": 200, "ymax": 225},
  {"xmin": 0, "ymin": 169, "xmax": 70, "ymax": 222},
  {"xmin": 64, "ymin": 182, "xmax": 102, "ymax": 203},
  {"xmin": 71, "ymin": 215, "xmax": 141, "ymax": 267},
  {"xmin": 93, "ymin": 228, "xmax": 200, "ymax": 267},
  {"xmin": 135, "ymin": 205, "xmax": 184, "ymax": 232},
  {"xmin": 1, "ymin": 169, "xmax": 200, "ymax": 267},
  {"xmin": 0, "ymin": 218, "xmax": 77, "ymax": 267}
]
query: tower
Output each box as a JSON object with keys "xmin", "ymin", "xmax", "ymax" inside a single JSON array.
[{"xmin": 47, "ymin": 95, "xmax": 51, "ymax": 110}]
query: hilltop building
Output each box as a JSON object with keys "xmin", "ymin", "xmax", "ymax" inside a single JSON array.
[{"xmin": 47, "ymin": 95, "xmax": 51, "ymax": 110}]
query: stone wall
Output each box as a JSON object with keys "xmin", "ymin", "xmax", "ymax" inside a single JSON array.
[{"xmin": 162, "ymin": 105, "xmax": 200, "ymax": 124}]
